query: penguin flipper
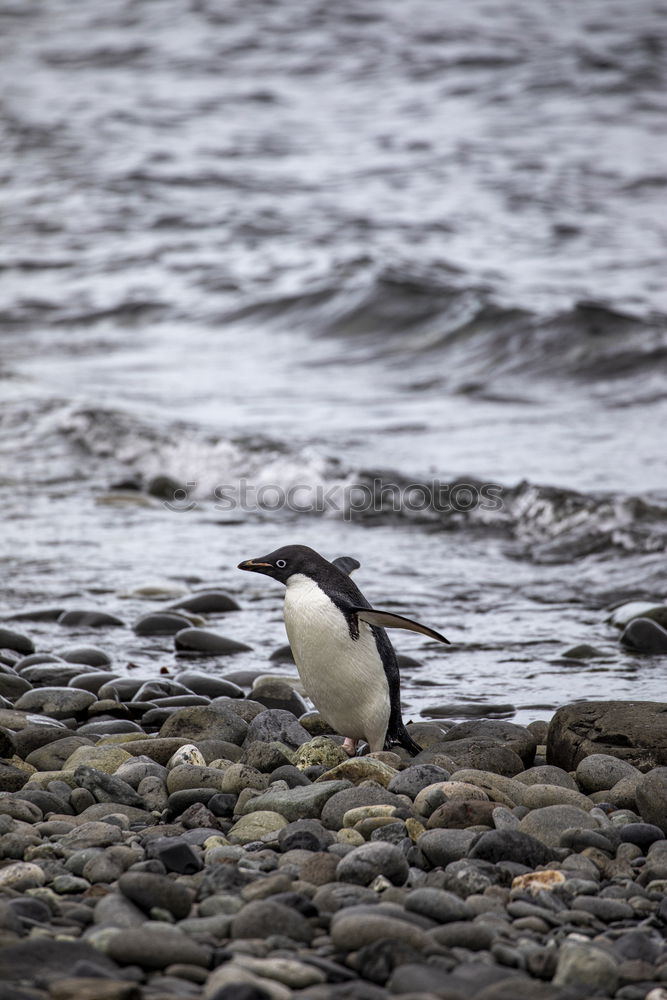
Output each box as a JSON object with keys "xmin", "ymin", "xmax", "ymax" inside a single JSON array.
[
  {"xmin": 332, "ymin": 556, "xmax": 361, "ymax": 576},
  {"xmin": 353, "ymin": 608, "xmax": 450, "ymax": 645}
]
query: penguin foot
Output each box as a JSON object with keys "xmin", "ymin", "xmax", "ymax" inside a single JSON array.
[{"xmin": 342, "ymin": 737, "xmax": 358, "ymax": 757}]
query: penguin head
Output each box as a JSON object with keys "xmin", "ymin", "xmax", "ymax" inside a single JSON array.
[{"xmin": 238, "ymin": 544, "xmax": 326, "ymax": 585}]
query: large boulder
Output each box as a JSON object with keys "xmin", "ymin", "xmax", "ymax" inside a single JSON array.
[{"xmin": 547, "ymin": 701, "xmax": 667, "ymax": 771}]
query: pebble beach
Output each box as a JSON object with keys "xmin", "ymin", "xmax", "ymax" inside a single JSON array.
[{"xmin": 1, "ymin": 599, "xmax": 667, "ymax": 1000}]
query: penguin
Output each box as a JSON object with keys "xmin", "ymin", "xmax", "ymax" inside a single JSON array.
[{"xmin": 238, "ymin": 544, "xmax": 450, "ymax": 756}]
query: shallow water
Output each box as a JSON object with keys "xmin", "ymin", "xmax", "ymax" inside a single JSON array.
[{"xmin": 1, "ymin": 0, "xmax": 666, "ymax": 726}]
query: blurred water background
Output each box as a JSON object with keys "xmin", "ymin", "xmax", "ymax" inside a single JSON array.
[{"xmin": 1, "ymin": 0, "xmax": 666, "ymax": 723}]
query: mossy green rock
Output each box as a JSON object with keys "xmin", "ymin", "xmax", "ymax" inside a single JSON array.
[
  {"xmin": 316, "ymin": 757, "xmax": 398, "ymax": 787},
  {"xmin": 64, "ymin": 744, "xmax": 133, "ymax": 774},
  {"xmin": 240, "ymin": 781, "xmax": 350, "ymax": 823},
  {"xmin": 293, "ymin": 737, "xmax": 348, "ymax": 772},
  {"xmin": 227, "ymin": 810, "xmax": 288, "ymax": 844}
]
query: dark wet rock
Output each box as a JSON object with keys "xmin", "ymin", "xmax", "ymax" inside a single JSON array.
[
  {"xmin": 414, "ymin": 738, "xmax": 524, "ymax": 776},
  {"xmin": 207, "ymin": 792, "xmax": 237, "ymax": 818},
  {"xmin": 118, "ymin": 871, "xmax": 194, "ymax": 919},
  {"xmin": 14, "ymin": 652, "xmax": 65, "ymax": 670},
  {"xmin": 7, "ymin": 896, "xmax": 51, "ymax": 925},
  {"xmin": 0, "ymin": 629, "xmax": 34, "ymax": 655},
  {"xmin": 352, "ymin": 938, "xmax": 426, "ymax": 988},
  {"xmin": 133, "ymin": 612, "xmax": 192, "ymax": 635},
  {"xmin": 169, "ymin": 590, "xmax": 240, "ymax": 613},
  {"xmin": 560, "ymin": 827, "xmax": 616, "ymax": 853},
  {"xmin": 321, "ymin": 785, "xmax": 402, "ymax": 830},
  {"xmin": 26, "ymin": 735, "xmax": 93, "ymax": 770},
  {"xmin": 561, "ymin": 643, "xmax": 607, "ymax": 660},
  {"xmin": 469, "ymin": 829, "xmax": 558, "ymax": 866},
  {"xmin": 621, "ymin": 617, "xmax": 667, "ymax": 653},
  {"xmin": 385, "ymin": 962, "xmax": 469, "ymax": 996},
  {"xmin": 277, "ymin": 818, "xmax": 335, "ymax": 853},
  {"xmin": 146, "ymin": 473, "xmax": 184, "ymax": 499},
  {"xmin": 336, "ymin": 842, "xmax": 409, "ymax": 886},
  {"xmin": 0, "ymin": 671, "xmax": 31, "ymax": 699},
  {"xmin": 441, "ymin": 721, "xmax": 537, "ymax": 766},
  {"xmin": 231, "ymin": 899, "xmax": 313, "ymax": 942},
  {"xmin": 174, "ymin": 672, "xmax": 244, "ymax": 698},
  {"xmin": 174, "ymin": 627, "xmax": 251, "ymax": 655},
  {"xmin": 133, "ymin": 679, "xmax": 192, "ymax": 701},
  {"xmin": 0, "ymin": 727, "xmax": 15, "ymax": 757},
  {"xmin": 0, "ymin": 939, "xmax": 120, "ymax": 983},
  {"xmin": 167, "ymin": 786, "xmax": 215, "ymax": 814},
  {"xmin": 429, "ymin": 920, "xmax": 496, "ymax": 950},
  {"xmin": 159, "ymin": 705, "xmax": 248, "ymax": 744},
  {"xmin": 58, "ymin": 610, "xmax": 124, "ymax": 627},
  {"xmin": 199, "ymin": 738, "xmax": 244, "ymax": 763},
  {"xmin": 614, "ymin": 930, "xmax": 664, "ymax": 964},
  {"xmin": 404, "ymin": 886, "xmax": 470, "ymax": 923},
  {"xmin": 417, "ymin": 829, "xmax": 477, "ymax": 867},
  {"xmin": 443, "ymin": 858, "xmax": 511, "ymax": 896},
  {"xmin": 106, "ymin": 926, "xmax": 210, "ymax": 969},
  {"xmin": 331, "ymin": 909, "xmax": 429, "ymax": 952},
  {"xmin": 20, "ymin": 662, "xmax": 91, "ymax": 688},
  {"xmin": 14, "ymin": 686, "xmax": 96, "ymax": 719},
  {"xmin": 547, "ymin": 701, "xmax": 667, "ymax": 770},
  {"xmin": 0, "ymin": 762, "xmax": 29, "ymax": 791},
  {"xmin": 620, "ymin": 822, "xmax": 665, "ymax": 849},
  {"xmin": 270, "ymin": 764, "xmax": 311, "ymax": 787},
  {"xmin": 245, "ymin": 709, "xmax": 310, "ymax": 749},
  {"xmin": 58, "ymin": 645, "xmax": 112, "ymax": 666},
  {"xmin": 67, "ymin": 671, "xmax": 119, "ymax": 694},
  {"xmin": 0, "ymin": 796, "xmax": 41, "ymax": 824},
  {"xmin": 73, "ymin": 765, "xmax": 145, "ymax": 808},
  {"xmin": 7, "ymin": 607, "xmax": 66, "ymax": 623},
  {"xmin": 15, "ymin": 788, "xmax": 73, "ymax": 815},
  {"xmin": 576, "ymin": 753, "xmax": 641, "ymax": 793},
  {"xmin": 269, "ymin": 643, "xmax": 295, "ymax": 663},
  {"xmin": 146, "ymin": 837, "xmax": 203, "ymax": 874},
  {"xmin": 251, "ymin": 676, "xmax": 308, "ymax": 716},
  {"xmin": 572, "ymin": 895, "xmax": 634, "ymax": 921},
  {"xmin": 387, "ymin": 764, "xmax": 451, "ymax": 798},
  {"xmin": 635, "ymin": 767, "xmax": 667, "ymax": 832},
  {"xmin": 243, "ymin": 740, "xmax": 295, "ymax": 772},
  {"xmin": 97, "ymin": 677, "xmax": 145, "ymax": 700}
]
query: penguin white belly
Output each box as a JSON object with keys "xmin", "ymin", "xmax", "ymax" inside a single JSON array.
[{"xmin": 283, "ymin": 573, "xmax": 391, "ymax": 749}]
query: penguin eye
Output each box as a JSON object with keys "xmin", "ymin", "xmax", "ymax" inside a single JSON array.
[{"xmin": 275, "ymin": 559, "xmax": 287, "ymax": 568}]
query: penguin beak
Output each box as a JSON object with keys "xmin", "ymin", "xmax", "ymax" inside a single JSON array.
[{"xmin": 238, "ymin": 558, "xmax": 273, "ymax": 574}]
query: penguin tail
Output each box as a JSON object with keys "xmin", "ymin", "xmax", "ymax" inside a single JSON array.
[{"xmin": 386, "ymin": 722, "xmax": 422, "ymax": 757}]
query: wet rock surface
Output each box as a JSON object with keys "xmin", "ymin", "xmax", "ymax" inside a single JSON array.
[{"xmin": 0, "ymin": 631, "xmax": 666, "ymax": 1000}]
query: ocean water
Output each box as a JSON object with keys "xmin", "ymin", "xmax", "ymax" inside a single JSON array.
[{"xmin": 1, "ymin": 0, "xmax": 666, "ymax": 725}]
